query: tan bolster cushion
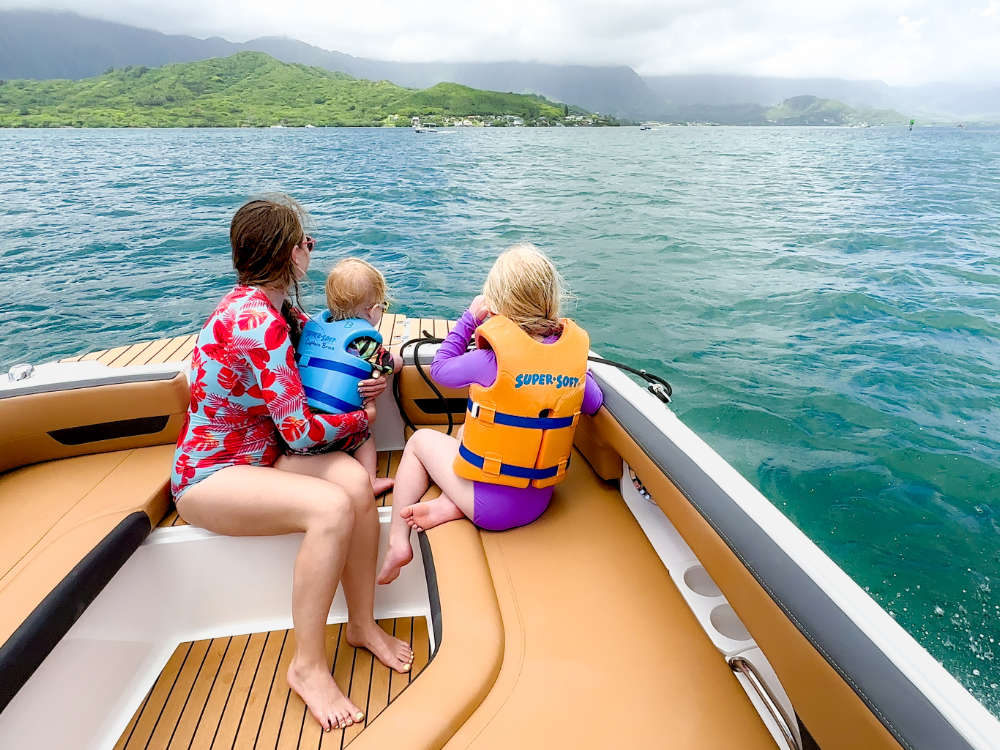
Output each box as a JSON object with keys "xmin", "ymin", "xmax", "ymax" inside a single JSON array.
[
  {"xmin": 0, "ymin": 444, "xmax": 175, "ymax": 645},
  {"xmin": 351, "ymin": 512, "xmax": 504, "ymax": 749}
]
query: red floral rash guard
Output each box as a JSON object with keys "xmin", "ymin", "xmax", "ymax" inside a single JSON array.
[{"xmin": 171, "ymin": 286, "xmax": 369, "ymax": 499}]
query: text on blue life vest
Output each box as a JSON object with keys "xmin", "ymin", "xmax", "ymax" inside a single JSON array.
[{"xmin": 302, "ymin": 331, "xmax": 338, "ymax": 350}]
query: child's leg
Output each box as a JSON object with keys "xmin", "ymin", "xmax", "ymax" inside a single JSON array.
[
  {"xmin": 355, "ymin": 438, "xmax": 393, "ymax": 496},
  {"xmin": 401, "ymin": 429, "xmax": 474, "ymax": 531},
  {"xmin": 376, "ymin": 429, "xmax": 475, "ymax": 584}
]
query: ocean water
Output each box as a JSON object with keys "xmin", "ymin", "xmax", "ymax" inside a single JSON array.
[{"xmin": 1, "ymin": 126, "xmax": 998, "ymax": 714}]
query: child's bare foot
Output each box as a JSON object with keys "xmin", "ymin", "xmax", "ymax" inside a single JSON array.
[
  {"xmin": 287, "ymin": 658, "xmax": 363, "ymax": 731},
  {"xmin": 372, "ymin": 476, "xmax": 394, "ymax": 496},
  {"xmin": 346, "ymin": 621, "xmax": 414, "ymax": 673},
  {"xmin": 402, "ymin": 496, "xmax": 465, "ymax": 532},
  {"xmin": 376, "ymin": 541, "xmax": 413, "ymax": 584}
]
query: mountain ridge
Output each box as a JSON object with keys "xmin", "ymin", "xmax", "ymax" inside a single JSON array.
[
  {"xmin": 0, "ymin": 52, "xmax": 612, "ymax": 127},
  {"xmin": 2, "ymin": 10, "xmax": 997, "ymax": 120}
]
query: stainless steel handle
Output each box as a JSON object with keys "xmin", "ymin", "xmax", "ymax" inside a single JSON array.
[{"xmin": 729, "ymin": 655, "xmax": 801, "ymax": 750}]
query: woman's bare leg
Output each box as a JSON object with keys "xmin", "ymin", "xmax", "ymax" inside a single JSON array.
[
  {"xmin": 376, "ymin": 429, "xmax": 476, "ymax": 584},
  {"xmin": 177, "ymin": 466, "xmax": 362, "ymax": 731},
  {"xmin": 275, "ymin": 451, "xmax": 413, "ymax": 672}
]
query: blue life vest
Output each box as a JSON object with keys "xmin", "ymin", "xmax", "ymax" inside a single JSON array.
[{"xmin": 296, "ymin": 313, "xmax": 382, "ymax": 414}]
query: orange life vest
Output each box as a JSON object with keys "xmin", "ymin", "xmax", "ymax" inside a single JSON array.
[{"xmin": 453, "ymin": 315, "xmax": 589, "ymax": 489}]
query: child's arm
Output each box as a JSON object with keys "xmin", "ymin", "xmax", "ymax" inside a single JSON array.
[
  {"xmin": 582, "ymin": 371, "xmax": 604, "ymax": 415},
  {"xmin": 429, "ymin": 308, "xmax": 498, "ymax": 389}
]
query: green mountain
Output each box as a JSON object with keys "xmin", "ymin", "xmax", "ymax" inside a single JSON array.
[
  {"xmin": 659, "ymin": 95, "xmax": 908, "ymax": 126},
  {"xmin": 0, "ymin": 52, "xmax": 612, "ymax": 128},
  {"xmin": 764, "ymin": 95, "xmax": 906, "ymax": 125},
  {"xmin": 0, "ymin": 10, "xmax": 656, "ymax": 118}
]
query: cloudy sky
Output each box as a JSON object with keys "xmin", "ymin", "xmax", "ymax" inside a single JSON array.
[{"xmin": 6, "ymin": 0, "xmax": 1000, "ymax": 84}]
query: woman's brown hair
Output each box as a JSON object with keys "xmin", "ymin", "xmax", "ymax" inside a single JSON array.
[{"xmin": 230, "ymin": 194, "xmax": 308, "ymax": 342}]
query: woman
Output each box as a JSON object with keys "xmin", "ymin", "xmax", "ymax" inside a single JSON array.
[{"xmin": 171, "ymin": 194, "xmax": 412, "ymax": 733}]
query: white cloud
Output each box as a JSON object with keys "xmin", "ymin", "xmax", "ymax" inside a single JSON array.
[
  {"xmin": 4, "ymin": 0, "xmax": 999, "ymax": 84},
  {"xmin": 898, "ymin": 14, "xmax": 927, "ymax": 40}
]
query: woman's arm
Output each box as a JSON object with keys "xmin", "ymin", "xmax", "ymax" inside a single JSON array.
[{"xmin": 251, "ymin": 317, "xmax": 370, "ymax": 451}]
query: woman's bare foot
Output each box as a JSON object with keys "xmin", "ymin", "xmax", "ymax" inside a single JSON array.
[
  {"xmin": 346, "ymin": 621, "xmax": 414, "ymax": 673},
  {"xmin": 402, "ymin": 496, "xmax": 465, "ymax": 532},
  {"xmin": 372, "ymin": 476, "xmax": 394, "ymax": 496},
  {"xmin": 376, "ymin": 541, "xmax": 413, "ymax": 584},
  {"xmin": 287, "ymin": 658, "xmax": 363, "ymax": 731}
]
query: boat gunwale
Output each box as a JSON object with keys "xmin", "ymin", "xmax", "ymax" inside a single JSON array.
[{"xmin": 590, "ymin": 360, "xmax": 999, "ymax": 750}]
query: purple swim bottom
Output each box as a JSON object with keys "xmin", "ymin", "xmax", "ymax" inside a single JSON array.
[{"xmin": 472, "ymin": 481, "xmax": 553, "ymax": 531}]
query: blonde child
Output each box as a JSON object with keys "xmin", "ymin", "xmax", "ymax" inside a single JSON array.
[
  {"xmin": 297, "ymin": 258, "xmax": 401, "ymax": 495},
  {"xmin": 377, "ymin": 243, "xmax": 604, "ymax": 584}
]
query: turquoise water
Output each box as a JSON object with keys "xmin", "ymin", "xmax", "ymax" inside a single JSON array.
[{"xmin": 1, "ymin": 126, "xmax": 998, "ymax": 713}]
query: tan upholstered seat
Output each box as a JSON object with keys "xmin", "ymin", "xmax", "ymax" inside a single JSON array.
[
  {"xmin": 353, "ymin": 451, "xmax": 776, "ymax": 749},
  {"xmin": 0, "ymin": 444, "xmax": 174, "ymax": 647}
]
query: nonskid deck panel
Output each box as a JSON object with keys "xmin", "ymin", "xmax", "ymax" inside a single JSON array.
[
  {"xmin": 114, "ymin": 617, "xmax": 432, "ymax": 750},
  {"xmin": 56, "ymin": 313, "xmax": 453, "ymax": 368}
]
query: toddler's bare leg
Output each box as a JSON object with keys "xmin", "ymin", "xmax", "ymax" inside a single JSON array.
[{"xmin": 356, "ymin": 439, "xmax": 393, "ymax": 496}]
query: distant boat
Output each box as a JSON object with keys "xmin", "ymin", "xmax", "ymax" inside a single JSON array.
[
  {"xmin": 304, "ymin": 124, "xmax": 316, "ymax": 129},
  {"xmin": 411, "ymin": 116, "xmax": 437, "ymax": 134}
]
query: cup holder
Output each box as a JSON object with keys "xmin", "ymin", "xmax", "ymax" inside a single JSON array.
[
  {"xmin": 682, "ymin": 565, "xmax": 722, "ymax": 598},
  {"xmin": 710, "ymin": 603, "xmax": 752, "ymax": 643}
]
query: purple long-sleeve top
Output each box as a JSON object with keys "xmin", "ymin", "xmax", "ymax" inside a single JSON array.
[{"xmin": 429, "ymin": 309, "xmax": 604, "ymax": 531}]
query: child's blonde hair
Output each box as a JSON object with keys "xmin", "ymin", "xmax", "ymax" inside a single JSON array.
[
  {"xmin": 482, "ymin": 243, "xmax": 566, "ymax": 337},
  {"xmin": 325, "ymin": 258, "xmax": 387, "ymax": 320}
]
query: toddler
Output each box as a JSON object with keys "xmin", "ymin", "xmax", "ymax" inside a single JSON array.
[{"xmin": 297, "ymin": 258, "xmax": 401, "ymax": 495}]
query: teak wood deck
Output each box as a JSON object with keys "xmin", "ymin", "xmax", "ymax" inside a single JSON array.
[
  {"xmin": 57, "ymin": 313, "xmax": 453, "ymax": 369},
  {"xmin": 114, "ymin": 618, "xmax": 432, "ymax": 750}
]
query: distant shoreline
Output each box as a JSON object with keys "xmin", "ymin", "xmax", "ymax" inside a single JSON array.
[{"xmin": 3, "ymin": 123, "xmax": 994, "ymax": 130}]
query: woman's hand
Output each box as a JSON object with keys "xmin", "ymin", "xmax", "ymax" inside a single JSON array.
[
  {"xmin": 358, "ymin": 373, "xmax": 387, "ymax": 402},
  {"xmin": 470, "ymin": 295, "xmax": 490, "ymax": 322}
]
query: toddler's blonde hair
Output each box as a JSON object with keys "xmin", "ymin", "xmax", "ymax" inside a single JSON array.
[
  {"xmin": 482, "ymin": 243, "xmax": 566, "ymax": 337},
  {"xmin": 325, "ymin": 258, "xmax": 387, "ymax": 320}
]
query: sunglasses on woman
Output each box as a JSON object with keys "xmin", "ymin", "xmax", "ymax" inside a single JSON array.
[{"xmin": 299, "ymin": 235, "xmax": 315, "ymax": 253}]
